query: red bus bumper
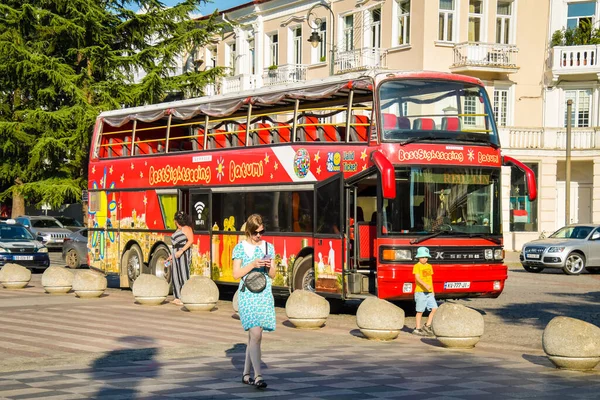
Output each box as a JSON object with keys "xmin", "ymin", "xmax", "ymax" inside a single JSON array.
[{"xmin": 377, "ymin": 263, "xmax": 507, "ymax": 300}]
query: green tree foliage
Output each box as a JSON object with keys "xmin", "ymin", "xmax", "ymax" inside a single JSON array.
[{"xmin": 0, "ymin": 0, "xmax": 226, "ymax": 209}]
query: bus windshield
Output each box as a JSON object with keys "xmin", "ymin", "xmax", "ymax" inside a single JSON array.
[
  {"xmin": 382, "ymin": 167, "xmax": 500, "ymax": 236},
  {"xmin": 378, "ymin": 79, "xmax": 499, "ymax": 147}
]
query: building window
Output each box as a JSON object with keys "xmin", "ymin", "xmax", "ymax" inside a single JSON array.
[
  {"xmin": 397, "ymin": 0, "xmax": 411, "ymax": 45},
  {"xmin": 464, "ymin": 96, "xmax": 476, "ymax": 125},
  {"xmin": 227, "ymin": 42, "xmax": 236, "ymax": 75},
  {"xmin": 438, "ymin": 0, "xmax": 455, "ymax": 42},
  {"xmin": 567, "ymin": 1, "xmax": 596, "ymax": 30},
  {"xmin": 370, "ymin": 8, "xmax": 382, "ymax": 48},
  {"xmin": 268, "ymin": 33, "xmax": 278, "ymax": 67},
  {"xmin": 496, "ymin": 1, "xmax": 513, "ymax": 44},
  {"xmin": 206, "ymin": 47, "xmax": 216, "ymax": 70},
  {"xmin": 493, "ymin": 89, "xmax": 509, "ymax": 127},
  {"xmin": 468, "ymin": 0, "xmax": 483, "ymax": 42},
  {"xmin": 565, "ymin": 89, "xmax": 592, "ymax": 127},
  {"xmin": 318, "ymin": 21, "xmax": 327, "ymax": 61},
  {"xmin": 510, "ymin": 163, "xmax": 538, "ymax": 232},
  {"xmin": 344, "ymin": 14, "xmax": 354, "ymax": 51},
  {"xmin": 248, "ymin": 39, "xmax": 255, "ymax": 74},
  {"xmin": 293, "ymin": 26, "xmax": 302, "ymax": 64}
]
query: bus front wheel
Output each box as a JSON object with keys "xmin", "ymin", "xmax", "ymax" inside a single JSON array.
[{"xmin": 293, "ymin": 254, "xmax": 315, "ymax": 292}]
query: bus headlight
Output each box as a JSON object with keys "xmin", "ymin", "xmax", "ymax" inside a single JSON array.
[
  {"xmin": 484, "ymin": 249, "xmax": 493, "ymax": 260},
  {"xmin": 494, "ymin": 249, "xmax": 504, "ymax": 260},
  {"xmin": 382, "ymin": 249, "xmax": 412, "ymax": 261}
]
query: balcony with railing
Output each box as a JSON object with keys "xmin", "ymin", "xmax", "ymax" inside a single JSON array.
[
  {"xmin": 203, "ymin": 68, "xmax": 260, "ymax": 95},
  {"xmin": 262, "ymin": 64, "xmax": 307, "ymax": 86},
  {"xmin": 550, "ymin": 45, "xmax": 600, "ymax": 83},
  {"xmin": 499, "ymin": 127, "xmax": 600, "ymax": 150},
  {"xmin": 335, "ymin": 47, "xmax": 387, "ymax": 74},
  {"xmin": 451, "ymin": 42, "xmax": 519, "ymax": 73}
]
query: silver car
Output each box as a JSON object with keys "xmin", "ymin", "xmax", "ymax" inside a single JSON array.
[
  {"xmin": 15, "ymin": 216, "xmax": 72, "ymax": 249},
  {"xmin": 520, "ymin": 224, "xmax": 600, "ymax": 275},
  {"xmin": 62, "ymin": 228, "xmax": 88, "ymax": 269}
]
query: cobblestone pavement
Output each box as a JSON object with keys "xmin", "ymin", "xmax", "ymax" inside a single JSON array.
[{"xmin": 0, "ymin": 253, "xmax": 597, "ymax": 399}]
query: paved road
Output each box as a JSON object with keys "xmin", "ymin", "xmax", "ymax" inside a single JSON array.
[
  {"xmin": 1, "ymin": 252, "xmax": 598, "ymax": 399},
  {"xmin": 44, "ymin": 250, "xmax": 600, "ymax": 352}
]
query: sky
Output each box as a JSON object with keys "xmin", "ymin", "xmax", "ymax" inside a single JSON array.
[{"xmin": 140, "ymin": 0, "xmax": 248, "ymax": 15}]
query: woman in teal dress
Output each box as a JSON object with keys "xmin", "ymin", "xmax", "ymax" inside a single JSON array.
[{"xmin": 232, "ymin": 214, "xmax": 276, "ymax": 390}]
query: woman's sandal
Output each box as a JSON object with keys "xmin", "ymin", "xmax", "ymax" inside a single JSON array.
[
  {"xmin": 253, "ymin": 375, "xmax": 267, "ymax": 389},
  {"xmin": 242, "ymin": 374, "xmax": 254, "ymax": 385}
]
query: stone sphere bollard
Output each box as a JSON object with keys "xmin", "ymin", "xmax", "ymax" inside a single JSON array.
[
  {"xmin": 232, "ymin": 289, "xmax": 239, "ymax": 313},
  {"xmin": 432, "ymin": 303, "xmax": 484, "ymax": 348},
  {"xmin": 132, "ymin": 274, "xmax": 169, "ymax": 305},
  {"xmin": 181, "ymin": 276, "xmax": 219, "ymax": 311},
  {"xmin": 41, "ymin": 266, "xmax": 74, "ymax": 294},
  {"xmin": 72, "ymin": 270, "xmax": 107, "ymax": 298},
  {"xmin": 285, "ymin": 290, "xmax": 330, "ymax": 329},
  {"xmin": 542, "ymin": 316, "xmax": 600, "ymax": 371},
  {"xmin": 356, "ymin": 297, "xmax": 405, "ymax": 341},
  {"xmin": 0, "ymin": 263, "xmax": 32, "ymax": 289}
]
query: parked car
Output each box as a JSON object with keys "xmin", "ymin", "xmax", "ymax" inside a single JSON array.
[
  {"xmin": 0, "ymin": 219, "xmax": 50, "ymax": 271},
  {"xmin": 15, "ymin": 216, "xmax": 72, "ymax": 249},
  {"xmin": 520, "ymin": 224, "xmax": 600, "ymax": 275},
  {"xmin": 62, "ymin": 228, "xmax": 88, "ymax": 269},
  {"xmin": 55, "ymin": 216, "xmax": 85, "ymax": 232}
]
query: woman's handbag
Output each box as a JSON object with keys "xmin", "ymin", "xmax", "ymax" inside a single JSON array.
[
  {"xmin": 241, "ymin": 242, "xmax": 269, "ymax": 293},
  {"xmin": 242, "ymin": 270, "xmax": 267, "ymax": 293}
]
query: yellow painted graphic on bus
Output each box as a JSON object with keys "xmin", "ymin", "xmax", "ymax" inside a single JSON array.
[{"xmin": 220, "ymin": 217, "xmax": 236, "ymax": 280}]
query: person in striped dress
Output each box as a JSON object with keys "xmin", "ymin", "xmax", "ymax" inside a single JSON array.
[
  {"xmin": 232, "ymin": 214, "xmax": 276, "ymax": 390},
  {"xmin": 167, "ymin": 211, "xmax": 193, "ymax": 306}
]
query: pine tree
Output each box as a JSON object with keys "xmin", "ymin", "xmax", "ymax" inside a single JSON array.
[{"xmin": 0, "ymin": 0, "xmax": 225, "ymax": 217}]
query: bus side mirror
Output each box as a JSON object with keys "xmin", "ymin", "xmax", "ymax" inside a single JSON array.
[{"xmin": 502, "ymin": 155, "xmax": 537, "ymax": 201}]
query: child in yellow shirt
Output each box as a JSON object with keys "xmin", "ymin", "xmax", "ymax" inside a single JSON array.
[{"xmin": 412, "ymin": 246, "xmax": 438, "ymax": 336}]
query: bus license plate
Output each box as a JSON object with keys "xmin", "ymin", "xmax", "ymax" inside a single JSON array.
[
  {"xmin": 444, "ymin": 282, "xmax": 470, "ymax": 289},
  {"xmin": 526, "ymin": 254, "xmax": 540, "ymax": 259},
  {"xmin": 13, "ymin": 256, "xmax": 33, "ymax": 261}
]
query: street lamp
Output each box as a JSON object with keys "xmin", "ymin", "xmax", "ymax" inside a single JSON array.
[{"xmin": 306, "ymin": 2, "xmax": 336, "ymax": 76}]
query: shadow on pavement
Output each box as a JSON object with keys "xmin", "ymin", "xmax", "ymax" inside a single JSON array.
[{"xmin": 92, "ymin": 336, "xmax": 158, "ymax": 399}]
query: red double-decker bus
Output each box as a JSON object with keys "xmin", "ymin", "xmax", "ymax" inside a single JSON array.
[{"xmin": 88, "ymin": 70, "xmax": 536, "ymax": 300}]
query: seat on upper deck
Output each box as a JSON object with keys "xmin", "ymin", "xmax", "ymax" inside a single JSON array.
[
  {"xmin": 441, "ymin": 116, "xmax": 461, "ymax": 131},
  {"xmin": 413, "ymin": 118, "xmax": 436, "ymax": 130}
]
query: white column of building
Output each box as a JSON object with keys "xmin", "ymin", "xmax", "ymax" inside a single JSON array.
[
  {"xmin": 593, "ymin": 158, "xmax": 600, "ymax": 223},
  {"xmin": 254, "ymin": 18, "xmax": 264, "ymax": 87},
  {"xmin": 539, "ymin": 157, "xmax": 558, "ymax": 236}
]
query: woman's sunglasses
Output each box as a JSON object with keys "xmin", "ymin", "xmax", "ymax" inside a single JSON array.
[{"xmin": 252, "ymin": 229, "xmax": 265, "ymax": 236}]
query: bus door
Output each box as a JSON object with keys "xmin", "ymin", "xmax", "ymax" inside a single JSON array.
[
  {"xmin": 313, "ymin": 174, "xmax": 344, "ymax": 296},
  {"xmin": 345, "ymin": 173, "xmax": 378, "ymax": 296}
]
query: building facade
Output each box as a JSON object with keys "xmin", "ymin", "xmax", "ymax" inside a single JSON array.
[{"xmin": 192, "ymin": 0, "xmax": 600, "ymax": 251}]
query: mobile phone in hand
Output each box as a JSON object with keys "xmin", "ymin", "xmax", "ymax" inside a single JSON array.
[{"xmin": 262, "ymin": 254, "xmax": 273, "ymax": 260}]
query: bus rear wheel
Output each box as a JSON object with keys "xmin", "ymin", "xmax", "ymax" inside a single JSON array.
[
  {"xmin": 126, "ymin": 244, "xmax": 144, "ymax": 288},
  {"xmin": 293, "ymin": 254, "xmax": 314, "ymax": 292},
  {"xmin": 150, "ymin": 245, "xmax": 171, "ymax": 283}
]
